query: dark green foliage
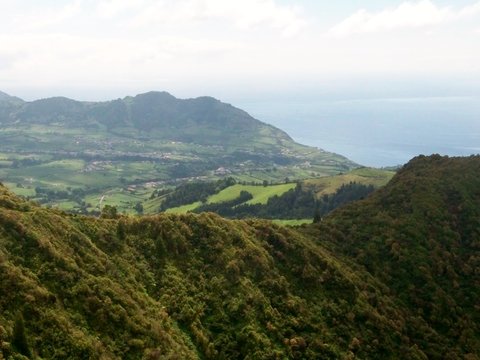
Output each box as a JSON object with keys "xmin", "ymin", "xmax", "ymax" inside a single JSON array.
[
  {"xmin": 100, "ymin": 205, "xmax": 118, "ymax": 219},
  {"xmin": 316, "ymin": 182, "xmax": 375, "ymax": 216},
  {"xmin": 12, "ymin": 313, "xmax": 31, "ymax": 358},
  {"xmin": 304, "ymin": 154, "xmax": 480, "ymax": 358},
  {"xmin": 193, "ymin": 190, "xmax": 253, "ymax": 214},
  {"xmin": 190, "ymin": 181, "xmax": 375, "ymax": 220},
  {"xmin": 0, "ymin": 155, "xmax": 480, "ymax": 359},
  {"xmin": 134, "ymin": 202, "xmax": 144, "ymax": 214},
  {"xmin": 160, "ymin": 177, "xmax": 236, "ymax": 210}
]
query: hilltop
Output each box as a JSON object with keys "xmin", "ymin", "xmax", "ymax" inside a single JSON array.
[
  {"xmin": 0, "ymin": 90, "xmax": 357, "ymax": 213},
  {"xmin": 0, "ymin": 155, "xmax": 479, "ymax": 359},
  {"xmin": 303, "ymin": 155, "xmax": 480, "ymax": 358},
  {"xmin": 0, "ymin": 90, "xmax": 355, "ymax": 173}
]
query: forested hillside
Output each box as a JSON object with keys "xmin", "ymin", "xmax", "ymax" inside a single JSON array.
[
  {"xmin": 0, "ymin": 155, "xmax": 479, "ymax": 359},
  {"xmin": 303, "ymin": 154, "xmax": 480, "ymax": 358}
]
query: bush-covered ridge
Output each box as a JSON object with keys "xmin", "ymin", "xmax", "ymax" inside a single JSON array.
[
  {"xmin": 304, "ymin": 154, "xmax": 480, "ymax": 358},
  {"xmin": 0, "ymin": 155, "xmax": 479, "ymax": 359}
]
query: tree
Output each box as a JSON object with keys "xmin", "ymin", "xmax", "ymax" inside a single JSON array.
[
  {"xmin": 313, "ymin": 208, "xmax": 322, "ymax": 223},
  {"xmin": 101, "ymin": 205, "xmax": 118, "ymax": 219},
  {"xmin": 12, "ymin": 312, "xmax": 32, "ymax": 358},
  {"xmin": 134, "ymin": 202, "xmax": 144, "ymax": 214}
]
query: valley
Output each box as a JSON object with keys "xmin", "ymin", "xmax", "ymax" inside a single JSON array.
[{"xmin": 0, "ymin": 91, "xmax": 357, "ymax": 218}]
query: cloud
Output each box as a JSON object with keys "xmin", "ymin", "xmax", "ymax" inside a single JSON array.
[
  {"xmin": 0, "ymin": 31, "xmax": 246, "ymax": 88},
  {"xmin": 10, "ymin": 1, "xmax": 83, "ymax": 32},
  {"xmin": 0, "ymin": 53, "xmax": 21, "ymax": 71},
  {"xmin": 328, "ymin": 0, "xmax": 480, "ymax": 37},
  {"xmin": 96, "ymin": 0, "xmax": 142, "ymax": 18},
  {"xmin": 0, "ymin": 0, "xmax": 308, "ymax": 90},
  {"xmin": 458, "ymin": 2, "xmax": 480, "ymax": 17},
  {"xmin": 97, "ymin": 0, "xmax": 307, "ymax": 37},
  {"xmin": 0, "ymin": 0, "xmax": 478, "ymax": 96}
]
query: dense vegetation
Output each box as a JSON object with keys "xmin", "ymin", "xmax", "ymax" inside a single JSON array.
[
  {"xmin": 192, "ymin": 182, "xmax": 375, "ymax": 220},
  {"xmin": 156, "ymin": 167, "xmax": 393, "ymax": 219},
  {"xmin": 304, "ymin": 154, "xmax": 480, "ymax": 358},
  {"xmin": 0, "ymin": 90, "xmax": 356, "ymax": 213},
  {"xmin": 0, "ymin": 155, "xmax": 479, "ymax": 359},
  {"xmin": 158, "ymin": 178, "xmax": 236, "ymax": 210}
]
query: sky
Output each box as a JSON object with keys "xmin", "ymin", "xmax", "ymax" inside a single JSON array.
[{"xmin": 0, "ymin": 0, "xmax": 479, "ymax": 101}]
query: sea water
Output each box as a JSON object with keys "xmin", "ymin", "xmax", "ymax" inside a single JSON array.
[{"xmin": 239, "ymin": 96, "xmax": 480, "ymax": 167}]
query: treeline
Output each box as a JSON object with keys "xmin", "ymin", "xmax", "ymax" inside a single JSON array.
[
  {"xmin": 159, "ymin": 177, "xmax": 236, "ymax": 210},
  {"xmin": 316, "ymin": 182, "xmax": 375, "ymax": 219},
  {"xmin": 192, "ymin": 182, "xmax": 375, "ymax": 219},
  {"xmin": 193, "ymin": 190, "xmax": 253, "ymax": 213},
  {"xmin": 31, "ymin": 187, "xmax": 93, "ymax": 213}
]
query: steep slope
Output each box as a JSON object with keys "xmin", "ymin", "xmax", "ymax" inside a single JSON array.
[
  {"xmin": 0, "ymin": 91, "xmax": 10, "ymax": 101},
  {"xmin": 0, "ymin": 185, "xmax": 422, "ymax": 359},
  {"xmin": 304, "ymin": 154, "xmax": 480, "ymax": 358},
  {"xmin": 0, "ymin": 187, "xmax": 198, "ymax": 359},
  {"xmin": 0, "ymin": 92, "xmax": 24, "ymax": 121},
  {"xmin": 0, "ymin": 91, "xmax": 23, "ymax": 104},
  {"xmin": 1, "ymin": 155, "xmax": 479, "ymax": 359}
]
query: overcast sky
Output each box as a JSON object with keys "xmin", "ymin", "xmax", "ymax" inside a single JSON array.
[{"xmin": 0, "ymin": 0, "xmax": 479, "ymax": 100}]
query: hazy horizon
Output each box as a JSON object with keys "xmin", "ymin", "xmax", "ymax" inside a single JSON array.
[{"xmin": 2, "ymin": 86, "xmax": 478, "ymax": 168}]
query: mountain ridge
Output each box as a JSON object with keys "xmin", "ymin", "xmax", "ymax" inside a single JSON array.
[
  {"xmin": 0, "ymin": 90, "xmax": 346, "ymax": 154},
  {"xmin": 1, "ymin": 91, "xmax": 292, "ymax": 140},
  {"xmin": 0, "ymin": 91, "xmax": 23, "ymax": 105}
]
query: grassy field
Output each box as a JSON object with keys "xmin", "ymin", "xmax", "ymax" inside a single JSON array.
[
  {"xmin": 165, "ymin": 201, "xmax": 202, "ymax": 214},
  {"xmin": 161, "ymin": 183, "xmax": 296, "ymax": 214},
  {"xmin": 303, "ymin": 167, "xmax": 395, "ymax": 197},
  {"xmin": 3, "ymin": 182, "xmax": 36, "ymax": 197},
  {"xmin": 207, "ymin": 183, "xmax": 296, "ymax": 205},
  {"xmin": 84, "ymin": 187, "xmax": 154, "ymax": 214},
  {"xmin": 271, "ymin": 219, "xmax": 312, "ymax": 226},
  {"xmin": 53, "ymin": 200, "xmax": 80, "ymax": 211},
  {"xmin": 143, "ymin": 196, "xmax": 164, "ymax": 214},
  {"xmin": 2, "ymin": 164, "xmax": 394, "ymax": 218}
]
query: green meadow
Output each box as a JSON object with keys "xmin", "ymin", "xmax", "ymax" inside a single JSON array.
[
  {"xmin": 2, "ymin": 165, "xmax": 395, "ymax": 218},
  {"xmin": 303, "ymin": 167, "xmax": 395, "ymax": 196},
  {"xmin": 271, "ymin": 218, "xmax": 312, "ymax": 226},
  {"xmin": 207, "ymin": 183, "xmax": 296, "ymax": 205}
]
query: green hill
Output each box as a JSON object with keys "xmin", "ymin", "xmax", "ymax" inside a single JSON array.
[
  {"xmin": 303, "ymin": 167, "xmax": 395, "ymax": 197},
  {"xmin": 0, "ymin": 91, "xmax": 355, "ymax": 175},
  {"xmin": 162, "ymin": 183, "xmax": 297, "ymax": 214},
  {"xmin": 303, "ymin": 154, "xmax": 480, "ymax": 358},
  {"xmin": 0, "ymin": 90, "xmax": 357, "ymax": 213},
  {"xmin": 0, "ymin": 155, "xmax": 479, "ymax": 359},
  {"xmin": 206, "ymin": 183, "xmax": 296, "ymax": 205}
]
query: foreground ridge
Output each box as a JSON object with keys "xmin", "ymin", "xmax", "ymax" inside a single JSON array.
[{"xmin": 0, "ymin": 155, "xmax": 479, "ymax": 359}]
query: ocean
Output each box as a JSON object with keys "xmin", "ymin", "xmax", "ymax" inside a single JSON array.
[{"xmin": 238, "ymin": 96, "xmax": 480, "ymax": 167}]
